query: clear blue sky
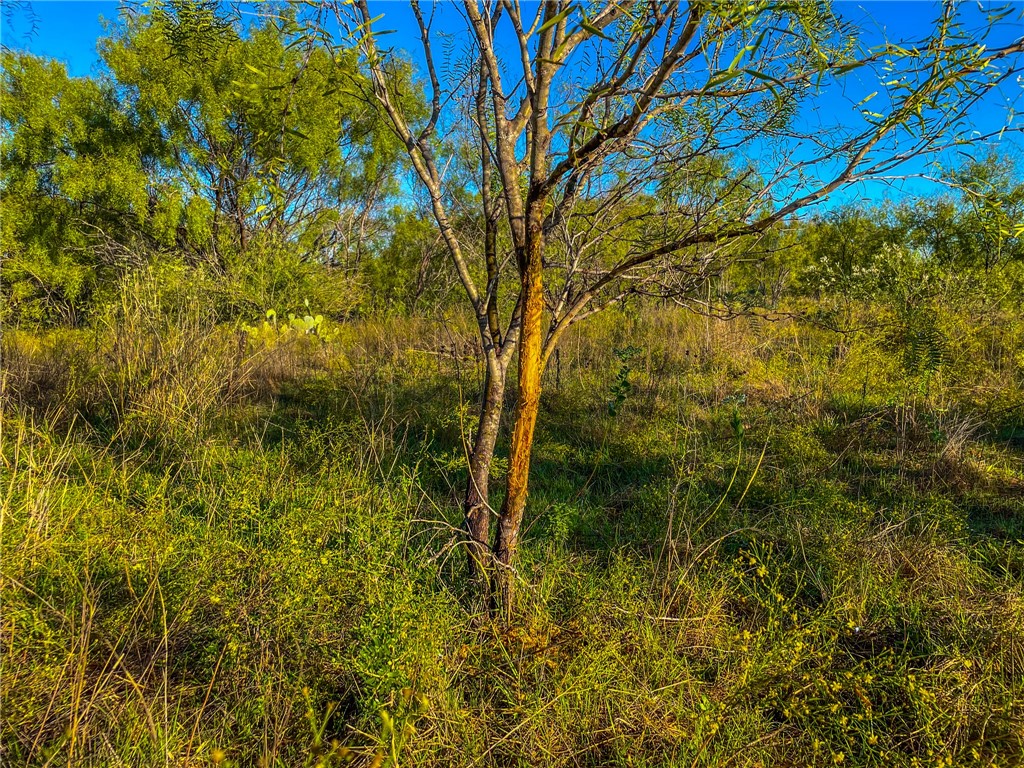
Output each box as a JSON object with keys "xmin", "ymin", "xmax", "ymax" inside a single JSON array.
[{"xmin": 4, "ymin": 1, "xmax": 1022, "ymax": 207}]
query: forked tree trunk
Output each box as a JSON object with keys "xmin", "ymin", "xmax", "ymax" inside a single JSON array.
[
  {"xmin": 464, "ymin": 357, "xmax": 505, "ymax": 596},
  {"xmin": 494, "ymin": 226, "xmax": 547, "ymax": 612}
]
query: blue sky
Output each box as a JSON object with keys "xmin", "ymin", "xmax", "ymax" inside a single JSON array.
[{"xmin": 3, "ymin": 1, "xmax": 1023, "ymax": 207}]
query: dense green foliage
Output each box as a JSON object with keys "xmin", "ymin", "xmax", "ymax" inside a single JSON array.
[
  {"xmin": 1, "ymin": 1, "xmax": 409, "ymax": 325},
  {"xmin": 0, "ymin": 51, "xmax": 159, "ymax": 323}
]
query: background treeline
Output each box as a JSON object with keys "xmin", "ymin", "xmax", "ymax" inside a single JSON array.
[{"xmin": 3, "ymin": 4, "xmax": 1023, "ymax": 330}]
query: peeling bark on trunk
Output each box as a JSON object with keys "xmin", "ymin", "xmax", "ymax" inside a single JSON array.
[{"xmin": 494, "ymin": 223, "xmax": 546, "ymax": 612}]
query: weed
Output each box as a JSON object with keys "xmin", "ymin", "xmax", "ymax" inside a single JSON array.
[{"xmin": 3, "ymin": 292, "xmax": 1023, "ymax": 766}]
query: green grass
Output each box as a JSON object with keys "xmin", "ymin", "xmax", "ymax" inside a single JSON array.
[{"xmin": 2, "ymin": 298, "xmax": 1023, "ymax": 767}]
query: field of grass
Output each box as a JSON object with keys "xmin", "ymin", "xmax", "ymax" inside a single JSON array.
[{"xmin": 2, "ymin": 282, "xmax": 1023, "ymax": 767}]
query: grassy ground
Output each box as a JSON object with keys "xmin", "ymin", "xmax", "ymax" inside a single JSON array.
[{"xmin": 2, "ymin": 288, "xmax": 1023, "ymax": 767}]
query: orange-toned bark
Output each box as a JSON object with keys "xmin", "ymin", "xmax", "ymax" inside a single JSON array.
[{"xmin": 494, "ymin": 227, "xmax": 546, "ymax": 611}]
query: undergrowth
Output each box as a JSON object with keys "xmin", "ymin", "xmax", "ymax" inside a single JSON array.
[{"xmin": 2, "ymin": 286, "xmax": 1023, "ymax": 767}]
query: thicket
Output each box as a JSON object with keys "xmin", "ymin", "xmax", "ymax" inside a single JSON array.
[{"xmin": 0, "ymin": 1, "xmax": 436, "ymax": 326}]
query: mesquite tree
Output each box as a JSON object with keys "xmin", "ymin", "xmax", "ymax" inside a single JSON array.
[{"xmin": 328, "ymin": 0, "xmax": 1023, "ymax": 609}]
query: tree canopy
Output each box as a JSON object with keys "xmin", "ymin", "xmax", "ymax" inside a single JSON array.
[{"xmin": 1, "ymin": 0, "xmax": 411, "ymax": 323}]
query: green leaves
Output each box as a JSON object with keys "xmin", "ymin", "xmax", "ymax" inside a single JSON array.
[
  {"xmin": 152, "ymin": 0, "xmax": 236, "ymax": 64},
  {"xmin": 101, "ymin": 4, "xmax": 406, "ymax": 253},
  {"xmin": 608, "ymin": 345, "xmax": 643, "ymax": 417},
  {"xmin": 702, "ymin": 67, "xmax": 746, "ymax": 92},
  {"xmin": 728, "ymin": 29, "xmax": 769, "ymax": 73},
  {"xmin": 1, "ymin": 2, "xmax": 413, "ymax": 324},
  {"xmin": 1, "ymin": 51, "xmax": 157, "ymax": 323},
  {"xmin": 578, "ymin": 17, "xmax": 613, "ymax": 42},
  {"xmin": 538, "ymin": 5, "xmax": 574, "ymax": 36}
]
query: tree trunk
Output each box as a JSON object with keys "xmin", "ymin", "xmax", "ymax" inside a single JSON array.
[
  {"xmin": 464, "ymin": 356, "xmax": 505, "ymax": 598},
  {"xmin": 494, "ymin": 226, "xmax": 546, "ymax": 613}
]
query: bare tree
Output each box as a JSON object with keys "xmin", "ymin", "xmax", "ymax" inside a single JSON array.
[{"xmin": 328, "ymin": 0, "xmax": 1023, "ymax": 611}]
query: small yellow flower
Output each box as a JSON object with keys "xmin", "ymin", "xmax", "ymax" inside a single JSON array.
[
  {"xmin": 211, "ymin": 748, "xmax": 226, "ymax": 764},
  {"xmin": 833, "ymin": 752, "xmax": 845, "ymax": 764},
  {"xmin": 868, "ymin": 734, "xmax": 878, "ymax": 746}
]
